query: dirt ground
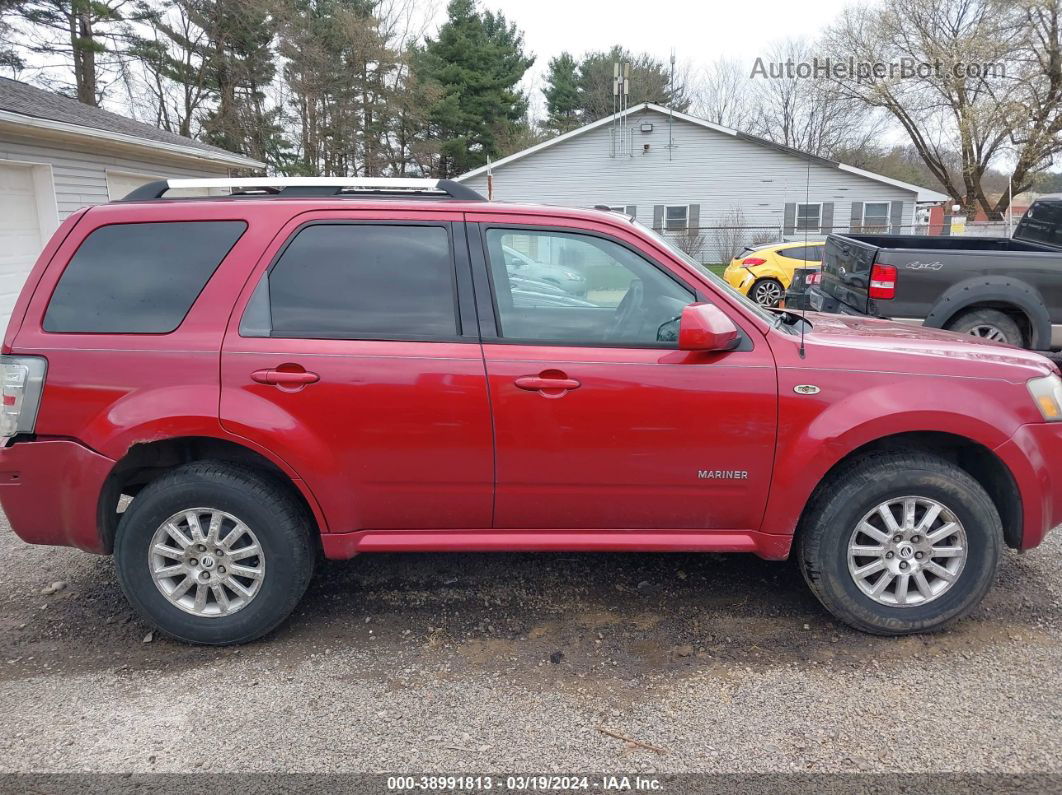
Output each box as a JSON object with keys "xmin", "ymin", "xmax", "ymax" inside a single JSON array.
[{"xmin": 1, "ymin": 512, "xmax": 1060, "ymax": 775}]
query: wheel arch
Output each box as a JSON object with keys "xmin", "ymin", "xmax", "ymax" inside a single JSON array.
[
  {"xmin": 793, "ymin": 431, "xmax": 1023, "ymax": 551},
  {"xmin": 923, "ymin": 275, "xmax": 1051, "ymax": 349},
  {"xmin": 97, "ymin": 436, "xmax": 326, "ymax": 553}
]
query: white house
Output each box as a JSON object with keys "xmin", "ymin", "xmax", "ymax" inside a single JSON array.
[
  {"xmin": 0, "ymin": 77, "xmax": 264, "ymax": 327},
  {"xmin": 457, "ymin": 103, "xmax": 948, "ymax": 262}
]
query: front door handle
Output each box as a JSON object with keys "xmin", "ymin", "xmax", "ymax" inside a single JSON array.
[
  {"xmin": 251, "ymin": 368, "xmax": 320, "ymax": 386},
  {"xmin": 514, "ymin": 371, "xmax": 581, "ymax": 397}
]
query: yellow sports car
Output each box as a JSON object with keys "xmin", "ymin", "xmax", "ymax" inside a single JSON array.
[{"xmin": 722, "ymin": 240, "xmax": 825, "ymax": 306}]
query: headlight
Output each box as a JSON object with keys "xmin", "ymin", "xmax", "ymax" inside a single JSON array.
[
  {"xmin": 1027, "ymin": 374, "xmax": 1062, "ymax": 421},
  {"xmin": 563, "ymin": 271, "xmax": 582, "ymax": 280}
]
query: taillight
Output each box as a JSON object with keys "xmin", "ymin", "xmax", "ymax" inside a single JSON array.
[
  {"xmin": 868, "ymin": 264, "xmax": 897, "ymax": 300},
  {"xmin": 741, "ymin": 257, "xmax": 767, "ymax": 266},
  {"xmin": 0, "ymin": 356, "xmax": 47, "ymax": 439},
  {"xmin": 806, "ymin": 271, "xmax": 822, "ymax": 286}
]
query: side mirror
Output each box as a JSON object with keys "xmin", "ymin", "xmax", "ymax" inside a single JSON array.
[{"xmin": 678, "ymin": 303, "xmax": 740, "ymax": 352}]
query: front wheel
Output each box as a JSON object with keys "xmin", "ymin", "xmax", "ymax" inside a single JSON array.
[
  {"xmin": 749, "ymin": 278, "xmax": 784, "ymax": 307},
  {"xmin": 798, "ymin": 452, "xmax": 1002, "ymax": 635},
  {"xmin": 114, "ymin": 461, "xmax": 316, "ymax": 645}
]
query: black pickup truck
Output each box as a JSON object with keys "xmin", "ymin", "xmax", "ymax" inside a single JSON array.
[{"xmin": 809, "ymin": 196, "xmax": 1062, "ymax": 351}]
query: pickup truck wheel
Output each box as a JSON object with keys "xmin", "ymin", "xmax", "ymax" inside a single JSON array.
[
  {"xmin": 749, "ymin": 278, "xmax": 784, "ymax": 307},
  {"xmin": 114, "ymin": 461, "xmax": 315, "ymax": 645},
  {"xmin": 798, "ymin": 452, "xmax": 1002, "ymax": 635},
  {"xmin": 945, "ymin": 308, "xmax": 1023, "ymax": 346}
]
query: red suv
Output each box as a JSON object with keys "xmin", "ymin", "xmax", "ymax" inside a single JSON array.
[{"xmin": 2, "ymin": 177, "xmax": 1061, "ymax": 645}]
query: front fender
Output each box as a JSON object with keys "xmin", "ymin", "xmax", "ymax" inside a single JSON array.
[
  {"xmin": 760, "ymin": 371, "xmax": 1027, "ymax": 539},
  {"xmin": 923, "ymin": 275, "xmax": 1051, "ymax": 349}
]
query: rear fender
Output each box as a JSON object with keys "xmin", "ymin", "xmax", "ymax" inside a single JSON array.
[{"xmin": 923, "ymin": 275, "xmax": 1051, "ymax": 349}]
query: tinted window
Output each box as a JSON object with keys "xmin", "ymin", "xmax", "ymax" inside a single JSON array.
[
  {"xmin": 778, "ymin": 246, "xmax": 808, "ymax": 261},
  {"xmin": 485, "ymin": 228, "xmax": 694, "ymax": 346},
  {"xmin": 44, "ymin": 221, "xmax": 245, "ymax": 333},
  {"xmin": 265, "ymin": 224, "xmax": 456, "ymax": 340},
  {"xmin": 1016, "ymin": 201, "xmax": 1062, "ymax": 246}
]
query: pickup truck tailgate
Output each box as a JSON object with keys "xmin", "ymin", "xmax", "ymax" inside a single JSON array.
[{"xmin": 818, "ymin": 235, "xmax": 879, "ymax": 315}]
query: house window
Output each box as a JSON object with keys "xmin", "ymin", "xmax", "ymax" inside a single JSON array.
[
  {"xmin": 796, "ymin": 203, "xmax": 822, "ymax": 231},
  {"xmin": 863, "ymin": 202, "xmax": 891, "ymax": 232},
  {"xmin": 665, "ymin": 205, "xmax": 689, "ymax": 231}
]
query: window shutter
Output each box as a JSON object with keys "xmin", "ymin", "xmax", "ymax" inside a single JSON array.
[
  {"xmin": 688, "ymin": 204, "xmax": 700, "ymax": 232},
  {"xmin": 653, "ymin": 205, "xmax": 665, "ymax": 230},
  {"xmin": 625, "ymin": 204, "xmax": 637, "ymax": 219},
  {"xmin": 849, "ymin": 201, "xmax": 863, "ymax": 233},
  {"xmin": 783, "ymin": 202, "xmax": 796, "ymax": 236},
  {"xmin": 821, "ymin": 202, "xmax": 834, "ymax": 234},
  {"xmin": 889, "ymin": 200, "xmax": 903, "ymax": 233}
]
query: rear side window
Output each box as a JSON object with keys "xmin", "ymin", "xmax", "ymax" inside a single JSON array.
[
  {"xmin": 249, "ymin": 223, "xmax": 457, "ymax": 340},
  {"xmin": 1015, "ymin": 201, "xmax": 1062, "ymax": 246},
  {"xmin": 44, "ymin": 221, "xmax": 246, "ymax": 333}
]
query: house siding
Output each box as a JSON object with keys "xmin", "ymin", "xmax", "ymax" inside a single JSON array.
[
  {"xmin": 0, "ymin": 129, "xmax": 233, "ymax": 219},
  {"xmin": 460, "ymin": 109, "xmax": 918, "ymax": 260}
]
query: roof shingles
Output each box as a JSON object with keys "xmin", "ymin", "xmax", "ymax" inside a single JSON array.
[{"xmin": 0, "ymin": 77, "xmax": 261, "ymax": 166}]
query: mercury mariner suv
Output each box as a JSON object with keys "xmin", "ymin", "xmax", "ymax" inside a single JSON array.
[{"xmin": 2, "ymin": 177, "xmax": 1060, "ymax": 645}]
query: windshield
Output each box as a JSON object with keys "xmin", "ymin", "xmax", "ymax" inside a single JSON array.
[{"xmin": 634, "ymin": 220, "xmax": 783, "ymax": 328}]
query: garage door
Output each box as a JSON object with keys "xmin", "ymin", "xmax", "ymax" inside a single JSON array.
[
  {"xmin": 107, "ymin": 171, "xmax": 159, "ymax": 201},
  {"xmin": 0, "ymin": 163, "xmax": 46, "ymax": 331}
]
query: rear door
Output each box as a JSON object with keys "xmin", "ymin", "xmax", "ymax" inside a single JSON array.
[
  {"xmin": 220, "ymin": 210, "xmax": 493, "ymax": 534},
  {"xmin": 467, "ymin": 215, "xmax": 777, "ymax": 531}
]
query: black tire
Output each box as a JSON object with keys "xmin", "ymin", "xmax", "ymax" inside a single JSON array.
[
  {"xmin": 798, "ymin": 451, "xmax": 1002, "ymax": 635},
  {"xmin": 945, "ymin": 308, "xmax": 1024, "ymax": 347},
  {"xmin": 114, "ymin": 461, "xmax": 316, "ymax": 645},
  {"xmin": 750, "ymin": 278, "xmax": 784, "ymax": 307}
]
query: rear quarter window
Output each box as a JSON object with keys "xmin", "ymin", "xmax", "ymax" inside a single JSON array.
[{"xmin": 43, "ymin": 220, "xmax": 246, "ymax": 333}]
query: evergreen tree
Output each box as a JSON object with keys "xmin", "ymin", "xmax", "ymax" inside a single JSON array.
[
  {"xmin": 18, "ymin": 0, "xmax": 136, "ymax": 104},
  {"xmin": 543, "ymin": 51, "xmax": 580, "ymax": 134},
  {"xmin": 415, "ymin": 0, "xmax": 533, "ymax": 177},
  {"xmin": 576, "ymin": 46, "xmax": 688, "ymax": 122},
  {"xmin": 192, "ymin": 0, "xmax": 283, "ymax": 164}
]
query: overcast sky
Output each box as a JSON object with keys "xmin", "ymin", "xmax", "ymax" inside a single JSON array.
[{"xmin": 439, "ymin": 0, "xmax": 857, "ymax": 103}]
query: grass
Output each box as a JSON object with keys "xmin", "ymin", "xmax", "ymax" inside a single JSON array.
[{"xmin": 705, "ymin": 264, "xmax": 727, "ymax": 277}]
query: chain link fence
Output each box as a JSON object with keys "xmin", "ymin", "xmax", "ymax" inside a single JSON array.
[{"xmin": 659, "ymin": 222, "xmax": 1019, "ymax": 265}]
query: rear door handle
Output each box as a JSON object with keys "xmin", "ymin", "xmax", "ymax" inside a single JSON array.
[{"xmin": 251, "ymin": 368, "xmax": 320, "ymax": 386}]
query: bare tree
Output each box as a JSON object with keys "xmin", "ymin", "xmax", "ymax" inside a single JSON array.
[
  {"xmin": 825, "ymin": 0, "xmax": 1061, "ymax": 218},
  {"xmin": 690, "ymin": 56, "xmax": 751, "ymax": 129},
  {"xmin": 711, "ymin": 208, "xmax": 749, "ymax": 265},
  {"xmin": 747, "ymin": 37, "xmax": 885, "ymax": 158}
]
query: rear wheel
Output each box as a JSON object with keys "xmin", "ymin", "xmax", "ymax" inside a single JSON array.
[
  {"xmin": 798, "ymin": 452, "xmax": 1002, "ymax": 635},
  {"xmin": 114, "ymin": 461, "xmax": 315, "ymax": 645},
  {"xmin": 945, "ymin": 308, "xmax": 1023, "ymax": 347},
  {"xmin": 749, "ymin": 278, "xmax": 784, "ymax": 307}
]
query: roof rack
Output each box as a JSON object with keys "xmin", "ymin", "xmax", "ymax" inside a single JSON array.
[{"xmin": 119, "ymin": 177, "xmax": 485, "ymax": 202}]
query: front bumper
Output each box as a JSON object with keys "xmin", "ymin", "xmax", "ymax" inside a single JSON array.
[
  {"xmin": 994, "ymin": 423, "xmax": 1062, "ymax": 550},
  {"xmin": 0, "ymin": 439, "xmax": 115, "ymax": 553}
]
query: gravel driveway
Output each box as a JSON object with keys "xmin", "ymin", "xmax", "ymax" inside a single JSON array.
[{"xmin": 1, "ymin": 511, "xmax": 1060, "ymax": 777}]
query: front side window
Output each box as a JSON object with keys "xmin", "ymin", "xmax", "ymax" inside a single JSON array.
[
  {"xmin": 484, "ymin": 228, "xmax": 695, "ymax": 346},
  {"xmin": 796, "ymin": 203, "xmax": 821, "ymax": 231},
  {"xmin": 665, "ymin": 205, "xmax": 689, "ymax": 231},
  {"xmin": 254, "ymin": 223, "xmax": 457, "ymax": 340},
  {"xmin": 863, "ymin": 202, "xmax": 890, "ymax": 232},
  {"xmin": 44, "ymin": 220, "xmax": 246, "ymax": 333}
]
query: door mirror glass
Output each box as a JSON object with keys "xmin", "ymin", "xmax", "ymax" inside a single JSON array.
[{"xmin": 678, "ymin": 303, "xmax": 740, "ymax": 351}]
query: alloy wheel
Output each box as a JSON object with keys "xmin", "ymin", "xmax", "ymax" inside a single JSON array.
[
  {"xmin": 148, "ymin": 508, "xmax": 265, "ymax": 617},
  {"xmin": 846, "ymin": 496, "xmax": 967, "ymax": 607}
]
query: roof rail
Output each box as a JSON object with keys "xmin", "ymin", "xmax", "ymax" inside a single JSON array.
[{"xmin": 119, "ymin": 177, "xmax": 485, "ymax": 202}]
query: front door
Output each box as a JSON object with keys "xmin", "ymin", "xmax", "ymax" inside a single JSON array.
[
  {"xmin": 469, "ymin": 219, "xmax": 777, "ymax": 530},
  {"xmin": 220, "ymin": 212, "xmax": 492, "ymax": 533}
]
